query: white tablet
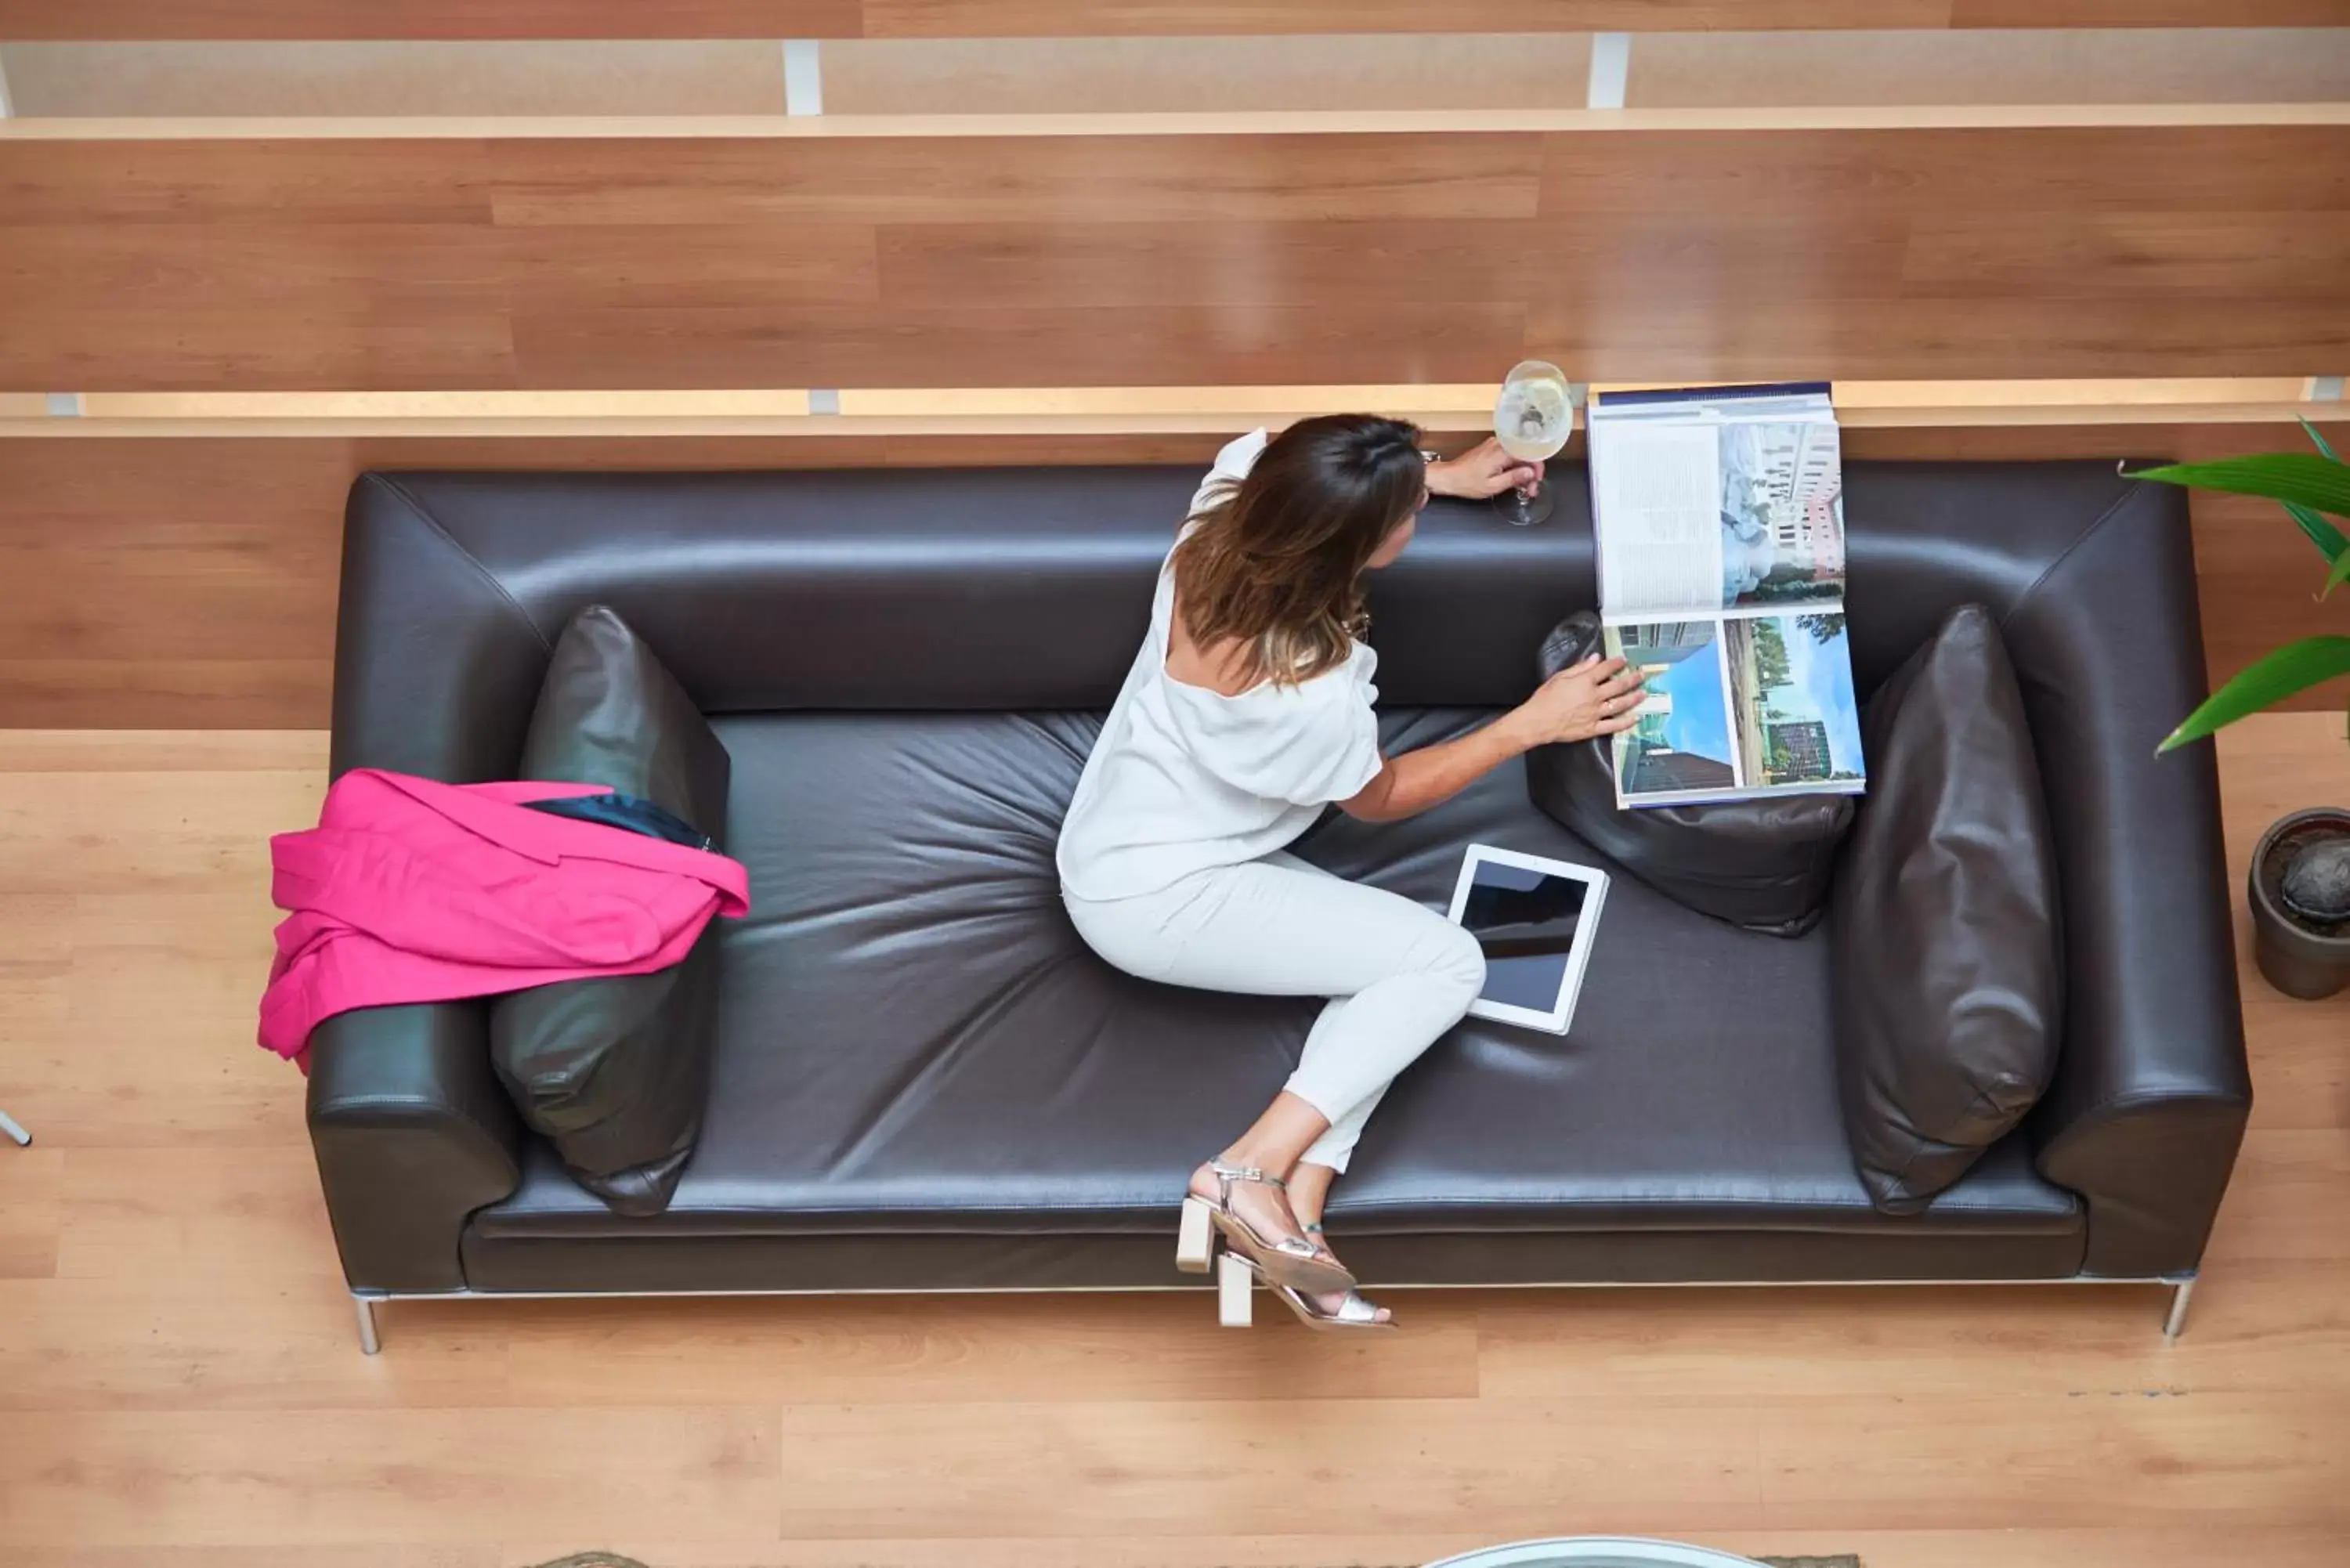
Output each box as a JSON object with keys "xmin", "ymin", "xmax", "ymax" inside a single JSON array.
[{"xmin": 1444, "ymin": 844, "xmax": 1609, "ymax": 1036}]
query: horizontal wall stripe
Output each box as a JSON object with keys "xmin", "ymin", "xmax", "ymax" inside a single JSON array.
[
  {"xmin": 2, "ymin": 1, "xmax": 2341, "ymax": 42},
  {"xmin": 0, "ymin": 381, "xmax": 2335, "ymax": 439},
  {"xmin": 3, "ymin": 103, "xmax": 2346, "ymax": 139},
  {"xmin": 72, "ymin": 390, "xmax": 821, "ymax": 418}
]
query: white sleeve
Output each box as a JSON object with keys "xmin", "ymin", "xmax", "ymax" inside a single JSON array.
[
  {"xmin": 1189, "ymin": 428, "xmax": 1269, "ymax": 516},
  {"xmin": 1280, "ymin": 681, "xmax": 1386, "ymax": 807}
]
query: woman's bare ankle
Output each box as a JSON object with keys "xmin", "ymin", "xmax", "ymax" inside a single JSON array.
[
  {"xmin": 1287, "ymin": 1162, "xmax": 1337, "ymax": 1230},
  {"xmin": 1193, "ymin": 1154, "xmax": 1311, "ymax": 1245}
]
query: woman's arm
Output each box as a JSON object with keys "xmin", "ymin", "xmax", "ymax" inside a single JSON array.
[{"xmin": 1340, "ymin": 656, "xmax": 1643, "ymax": 823}]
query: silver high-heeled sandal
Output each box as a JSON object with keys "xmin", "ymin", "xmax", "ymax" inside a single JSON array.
[
  {"xmin": 1220, "ymin": 1245, "xmax": 1395, "ymax": 1332},
  {"xmin": 1291, "ymin": 1220, "xmax": 1396, "ymax": 1330},
  {"xmin": 1264, "ymin": 1274, "xmax": 1396, "ymax": 1331},
  {"xmin": 1173, "ymin": 1160, "xmax": 1356, "ymax": 1296}
]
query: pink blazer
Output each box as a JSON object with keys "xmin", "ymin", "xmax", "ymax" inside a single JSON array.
[{"xmin": 260, "ymin": 768, "xmax": 750, "ymax": 1070}]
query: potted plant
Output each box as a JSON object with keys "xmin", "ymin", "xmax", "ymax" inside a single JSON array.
[{"xmin": 2134, "ymin": 422, "xmax": 2350, "ymax": 998}]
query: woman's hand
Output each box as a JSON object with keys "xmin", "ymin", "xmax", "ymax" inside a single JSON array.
[
  {"xmin": 1345, "ymin": 656, "xmax": 1643, "ymax": 822},
  {"xmin": 1426, "ymin": 437, "xmax": 1540, "ymax": 500},
  {"xmin": 1506, "ymin": 656, "xmax": 1646, "ymax": 747}
]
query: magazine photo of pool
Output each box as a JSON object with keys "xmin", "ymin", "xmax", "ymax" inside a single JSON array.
[
  {"xmin": 1603, "ymin": 621, "xmax": 1741, "ymax": 799},
  {"xmin": 1723, "ymin": 612, "xmax": 1867, "ymax": 789}
]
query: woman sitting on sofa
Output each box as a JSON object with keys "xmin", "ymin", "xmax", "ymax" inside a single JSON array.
[{"xmin": 1057, "ymin": 416, "xmax": 1644, "ymax": 1329}]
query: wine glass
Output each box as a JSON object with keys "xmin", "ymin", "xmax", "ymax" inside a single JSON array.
[{"xmin": 1491, "ymin": 359, "xmax": 1574, "ymax": 526}]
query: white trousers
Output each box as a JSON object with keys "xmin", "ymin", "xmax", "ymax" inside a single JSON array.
[{"xmin": 1064, "ymin": 851, "xmax": 1487, "ymax": 1172}]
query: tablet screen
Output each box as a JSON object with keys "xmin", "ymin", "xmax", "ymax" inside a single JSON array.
[{"xmin": 1459, "ymin": 857, "xmax": 1593, "ymax": 1013}]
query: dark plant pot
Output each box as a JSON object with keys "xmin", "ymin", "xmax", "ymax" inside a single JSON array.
[{"xmin": 2248, "ymin": 807, "xmax": 2350, "ymax": 1000}]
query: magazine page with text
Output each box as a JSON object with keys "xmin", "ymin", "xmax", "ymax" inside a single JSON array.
[
  {"xmin": 1589, "ymin": 384, "xmax": 1847, "ymax": 622},
  {"xmin": 1586, "ymin": 384, "xmax": 1865, "ymax": 809}
]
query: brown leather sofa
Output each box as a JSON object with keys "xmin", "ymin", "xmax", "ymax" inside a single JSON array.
[{"xmin": 310, "ymin": 459, "xmax": 2251, "ymax": 1352}]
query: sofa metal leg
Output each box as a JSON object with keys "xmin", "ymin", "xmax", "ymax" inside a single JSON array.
[
  {"xmin": 2162, "ymin": 1276, "xmax": 2196, "ymax": 1342},
  {"xmin": 354, "ymin": 1293, "xmax": 383, "ymax": 1355}
]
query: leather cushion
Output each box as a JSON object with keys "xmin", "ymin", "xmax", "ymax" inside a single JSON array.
[
  {"xmin": 471, "ymin": 706, "xmax": 2079, "ymax": 1246},
  {"xmin": 1525, "ymin": 611, "xmax": 1855, "ymax": 937},
  {"xmin": 489, "ymin": 605, "xmax": 733, "ymax": 1216},
  {"xmin": 1832, "ymin": 603, "xmax": 2063, "ymax": 1214}
]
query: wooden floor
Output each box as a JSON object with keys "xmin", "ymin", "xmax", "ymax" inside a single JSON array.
[{"xmin": 0, "ymin": 716, "xmax": 2344, "ymax": 1568}]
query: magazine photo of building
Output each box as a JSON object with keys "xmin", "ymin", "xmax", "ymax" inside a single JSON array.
[
  {"xmin": 1588, "ymin": 385, "xmax": 1867, "ymax": 807},
  {"xmin": 1723, "ymin": 613, "xmax": 1866, "ymax": 789},
  {"xmin": 1603, "ymin": 621, "xmax": 1740, "ymax": 797},
  {"xmin": 1719, "ymin": 419, "xmax": 1846, "ymax": 609}
]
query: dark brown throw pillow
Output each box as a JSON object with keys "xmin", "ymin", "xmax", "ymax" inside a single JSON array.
[
  {"xmin": 490, "ymin": 605, "xmax": 732, "ymax": 1217},
  {"xmin": 1831, "ymin": 603, "xmax": 2062, "ymax": 1215},
  {"xmin": 1525, "ymin": 611, "xmax": 1855, "ymax": 937}
]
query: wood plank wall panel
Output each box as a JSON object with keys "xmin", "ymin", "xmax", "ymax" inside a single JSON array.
[
  {"xmin": 3, "ymin": 0, "xmax": 2337, "ymax": 38},
  {"xmin": 2, "ymin": 424, "xmax": 2336, "ymax": 729},
  {"xmin": 0, "ymin": 41, "xmax": 791, "ymax": 118},
  {"xmin": 856, "ymin": 2, "xmax": 1956, "ymax": 33},
  {"xmin": 1951, "ymin": 0, "xmax": 2350, "ymax": 24},
  {"xmin": 819, "ymin": 34, "xmax": 1607, "ymax": 116},
  {"xmin": 4, "ymin": 127, "xmax": 2346, "ymax": 392},
  {"xmin": 0, "ymin": 3, "xmax": 866, "ymax": 41},
  {"xmin": 821, "ymin": 29, "xmax": 2349, "ymax": 116},
  {"xmin": 875, "ymin": 1, "xmax": 2350, "ymax": 31},
  {"xmin": 1625, "ymin": 28, "xmax": 2350, "ymax": 107}
]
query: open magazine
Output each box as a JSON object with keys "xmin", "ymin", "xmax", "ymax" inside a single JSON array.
[{"xmin": 1586, "ymin": 383, "xmax": 1867, "ymax": 809}]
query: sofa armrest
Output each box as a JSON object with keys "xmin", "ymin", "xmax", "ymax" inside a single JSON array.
[
  {"xmin": 2034, "ymin": 1082, "xmax": 2251, "ymax": 1281},
  {"xmin": 1999, "ymin": 479, "xmax": 2252, "ymax": 1278},
  {"xmin": 330, "ymin": 473, "xmax": 552, "ymax": 784},
  {"xmin": 311, "ymin": 474, "xmax": 549, "ymax": 1290},
  {"xmin": 306, "ymin": 1001, "xmax": 523, "ymax": 1292}
]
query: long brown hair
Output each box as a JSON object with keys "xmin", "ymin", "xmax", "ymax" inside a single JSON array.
[{"xmin": 1171, "ymin": 414, "xmax": 1426, "ymax": 688}]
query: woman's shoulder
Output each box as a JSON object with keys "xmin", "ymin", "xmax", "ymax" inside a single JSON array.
[
  {"xmin": 1209, "ymin": 428, "xmax": 1269, "ymax": 482},
  {"xmin": 1171, "ymin": 641, "xmax": 1376, "ymax": 719},
  {"xmin": 1164, "ymin": 644, "xmax": 1381, "ymax": 804},
  {"xmin": 1311, "ymin": 637, "xmax": 1380, "ymax": 695},
  {"xmin": 1162, "ymin": 623, "xmax": 1260, "ymax": 700},
  {"xmin": 1187, "ymin": 428, "xmax": 1269, "ymax": 516},
  {"xmin": 1290, "ymin": 638, "xmax": 1379, "ymax": 698}
]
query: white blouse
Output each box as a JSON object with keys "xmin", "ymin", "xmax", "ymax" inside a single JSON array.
[{"xmin": 1057, "ymin": 429, "xmax": 1386, "ymax": 902}]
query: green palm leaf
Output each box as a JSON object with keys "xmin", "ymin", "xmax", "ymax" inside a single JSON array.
[
  {"xmin": 2326, "ymin": 546, "xmax": 2350, "ymax": 601},
  {"xmin": 2128, "ymin": 453, "xmax": 2350, "ymax": 526},
  {"xmin": 2298, "ymin": 421, "xmax": 2350, "ymax": 573},
  {"xmin": 2283, "ymin": 501, "xmax": 2350, "ymax": 566},
  {"xmin": 2301, "ymin": 417, "xmax": 2341, "ymax": 464},
  {"xmin": 2159, "ymin": 636, "xmax": 2350, "ymax": 752}
]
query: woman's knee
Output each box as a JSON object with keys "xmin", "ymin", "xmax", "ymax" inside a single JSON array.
[{"xmin": 1415, "ymin": 917, "xmax": 1488, "ymax": 1003}]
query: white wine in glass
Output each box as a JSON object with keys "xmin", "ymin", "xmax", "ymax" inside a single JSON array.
[{"xmin": 1491, "ymin": 359, "xmax": 1574, "ymax": 526}]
